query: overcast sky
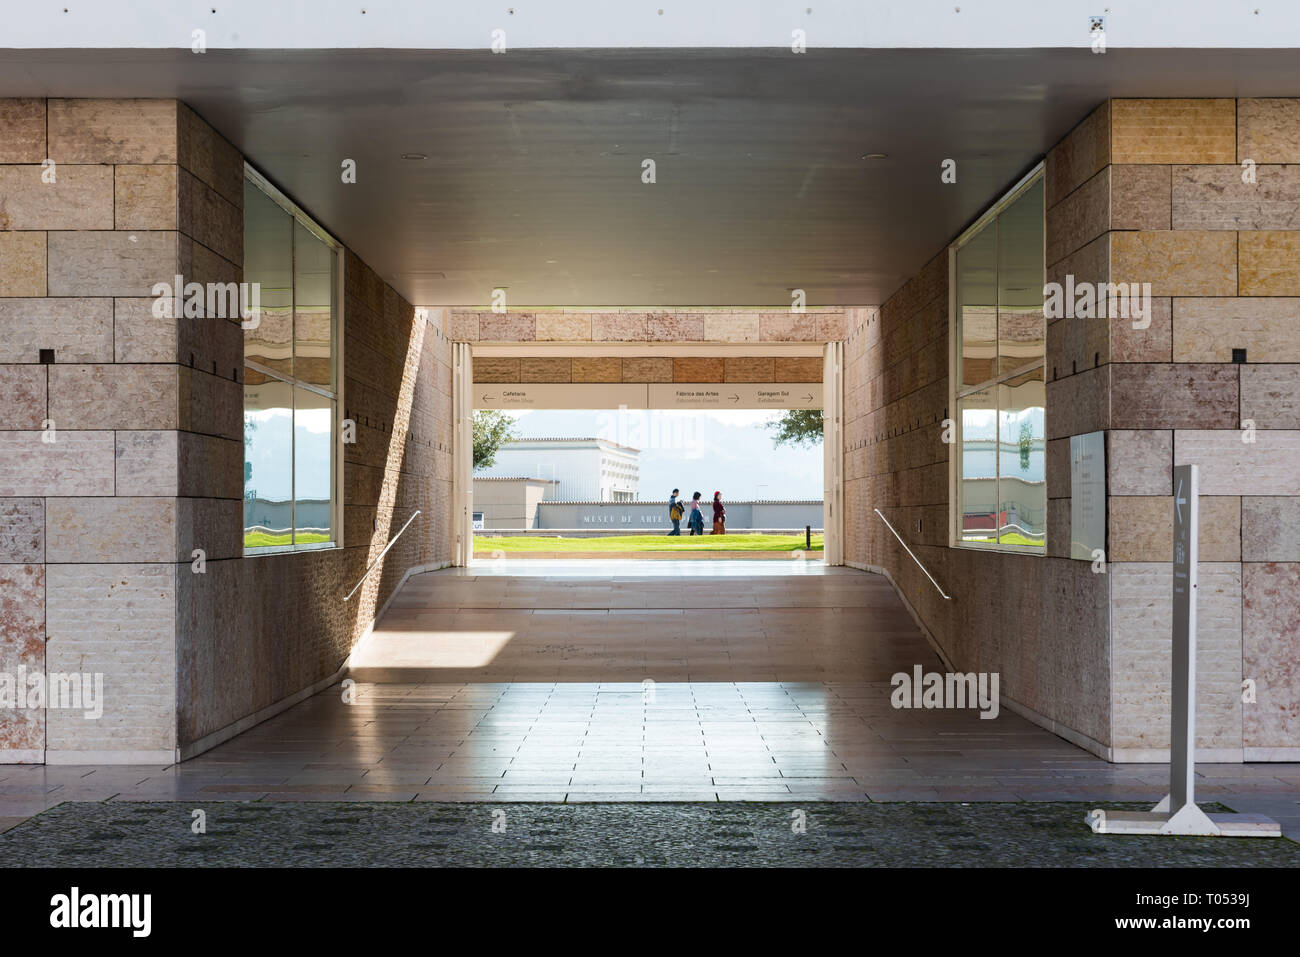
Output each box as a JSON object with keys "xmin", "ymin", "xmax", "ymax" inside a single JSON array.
[{"xmin": 507, "ymin": 409, "xmax": 824, "ymax": 501}]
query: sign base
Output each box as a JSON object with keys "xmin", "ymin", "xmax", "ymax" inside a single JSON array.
[{"xmin": 1086, "ymin": 803, "xmax": 1281, "ymax": 838}]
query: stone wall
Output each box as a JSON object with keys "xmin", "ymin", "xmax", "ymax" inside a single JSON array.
[
  {"xmin": 844, "ymin": 97, "xmax": 1300, "ymax": 762},
  {"xmin": 0, "ymin": 98, "xmax": 453, "ymax": 762},
  {"xmin": 1049, "ymin": 98, "xmax": 1300, "ymax": 760},
  {"xmin": 449, "ymin": 308, "xmax": 848, "ymax": 344},
  {"xmin": 474, "ymin": 354, "xmax": 825, "ymax": 383},
  {"xmin": 842, "ymin": 256, "xmax": 1112, "ymax": 758}
]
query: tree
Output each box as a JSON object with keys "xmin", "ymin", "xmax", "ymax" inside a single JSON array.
[
  {"xmin": 767, "ymin": 409, "xmax": 824, "ymax": 448},
  {"xmin": 243, "ymin": 415, "xmax": 257, "ymax": 498},
  {"xmin": 473, "ymin": 410, "xmax": 518, "ymax": 470}
]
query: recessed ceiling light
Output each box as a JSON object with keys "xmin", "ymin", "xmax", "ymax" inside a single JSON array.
[
  {"xmin": 863, "ymin": 153, "xmax": 888, "ymax": 160},
  {"xmin": 401, "ymin": 152, "xmax": 428, "ymax": 160}
]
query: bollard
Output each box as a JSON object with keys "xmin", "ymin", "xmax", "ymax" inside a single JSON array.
[{"xmin": 806, "ymin": 525, "xmax": 811, "ymax": 551}]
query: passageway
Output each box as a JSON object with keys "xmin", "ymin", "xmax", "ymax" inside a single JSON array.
[
  {"xmin": 4, "ymin": 561, "xmax": 1297, "ymax": 823},
  {"xmin": 169, "ymin": 561, "xmax": 1239, "ymax": 803}
]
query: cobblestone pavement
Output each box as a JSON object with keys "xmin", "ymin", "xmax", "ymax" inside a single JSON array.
[{"xmin": 1, "ymin": 801, "xmax": 1297, "ymax": 867}]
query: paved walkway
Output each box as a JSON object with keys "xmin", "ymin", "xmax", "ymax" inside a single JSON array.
[{"xmin": 2, "ymin": 561, "xmax": 1297, "ymax": 840}]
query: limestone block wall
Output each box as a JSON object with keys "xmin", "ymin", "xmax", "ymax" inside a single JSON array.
[
  {"xmin": 0, "ymin": 98, "xmax": 453, "ymax": 762},
  {"xmin": 448, "ymin": 308, "xmax": 848, "ymax": 343},
  {"xmin": 842, "ymin": 263, "xmax": 1112, "ymax": 757},
  {"xmin": 176, "ymin": 260, "xmax": 454, "ymax": 755},
  {"xmin": 1048, "ymin": 98, "xmax": 1300, "ymax": 760},
  {"xmin": 845, "ymin": 97, "xmax": 1300, "ymax": 762},
  {"xmin": 473, "ymin": 354, "xmax": 825, "ymax": 383},
  {"xmin": 0, "ymin": 98, "xmax": 242, "ymax": 761}
]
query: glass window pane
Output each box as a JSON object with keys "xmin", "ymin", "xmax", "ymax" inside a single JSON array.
[
  {"xmin": 958, "ymin": 388, "xmax": 997, "ymax": 544},
  {"xmin": 294, "ymin": 222, "xmax": 335, "ymax": 390},
  {"xmin": 244, "ymin": 181, "xmax": 294, "ymax": 377},
  {"xmin": 293, "ymin": 387, "xmax": 334, "ymax": 545},
  {"xmin": 243, "ymin": 373, "xmax": 294, "ymax": 548},
  {"xmin": 997, "ymin": 178, "xmax": 1044, "ymax": 375},
  {"xmin": 997, "ymin": 369, "xmax": 1046, "ymax": 548},
  {"xmin": 957, "ymin": 223, "xmax": 998, "ymax": 390}
]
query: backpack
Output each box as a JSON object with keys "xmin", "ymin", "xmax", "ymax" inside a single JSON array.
[{"xmin": 669, "ymin": 502, "xmax": 684, "ymax": 520}]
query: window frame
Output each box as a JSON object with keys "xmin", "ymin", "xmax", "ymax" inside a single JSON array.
[
  {"xmin": 947, "ymin": 162, "xmax": 1046, "ymax": 555},
  {"xmin": 242, "ymin": 163, "xmax": 346, "ymax": 556}
]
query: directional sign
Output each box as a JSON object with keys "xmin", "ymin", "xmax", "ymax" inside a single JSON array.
[
  {"xmin": 1170, "ymin": 463, "xmax": 1198, "ymax": 814},
  {"xmin": 648, "ymin": 382, "xmax": 822, "ymax": 410},
  {"xmin": 473, "ymin": 383, "xmax": 647, "ymax": 410},
  {"xmin": 1088, "ymin": 460, "xmax": 1279, "ymax": 836}
]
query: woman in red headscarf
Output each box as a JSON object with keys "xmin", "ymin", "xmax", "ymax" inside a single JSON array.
[{"xmin": 711, "ymin": 491, "xmax": 726, "ymax": 535}]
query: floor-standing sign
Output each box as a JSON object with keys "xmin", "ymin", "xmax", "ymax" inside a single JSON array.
[
  {"xmin": 1088, "ymin": 465, "xmax": 1278, "ymax": 837},
  {"xmin": 452, "ymin": 342, "xmax": 474, "ymax": 567},
  {"xmin": 822, "ymin": 341, "xmax": 844, "ymax": 566}
]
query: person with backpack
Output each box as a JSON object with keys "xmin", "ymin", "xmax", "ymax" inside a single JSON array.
[
  {"xmin": 668, "ymin": 488, "xmax": 684, "ymax": 536},
  {"xmin": 687, "ymin": 491, "xmax": 706, "ymax": 536},
  {"xmin": 711, "ymin": 490, "xmax": 726, "ymax": 535}
]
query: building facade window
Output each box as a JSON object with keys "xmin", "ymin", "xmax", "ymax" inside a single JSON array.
[
  {"xmin": 242, "ymin": 167, "xmax": 342, "ymax": 552},
  {"xmin": 951, "ymin": 166, "xmax": 1045, "ymax": 552}
]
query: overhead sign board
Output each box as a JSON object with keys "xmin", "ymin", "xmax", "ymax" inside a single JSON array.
[
  {"xmin": 475, "ymin": 382, "xmax": 824, "ymax": 410},
  {"xmin": 648, "ymin": 383, "xmax": 823, "ymax": 410},
  {"xmin": 473, "ymin": 383, "xmax": 648, "ymax": 410}
]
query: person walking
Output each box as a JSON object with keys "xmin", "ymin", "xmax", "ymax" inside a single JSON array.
[
  {"xmin": 687, "ymin": 491, "xmax": 706, "ymax": 536},
  {"xmin": 711, "ymin": 490, "xmax": 726, "ymax": 535},
  {"xmin": 668, "ymin": 488, "xmax": 684, "ymax": 536}
]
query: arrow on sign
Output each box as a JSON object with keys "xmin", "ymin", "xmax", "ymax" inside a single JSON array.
[
  {"xmin": 1175, "ymin": 476, "xmax": 1186, "ymax": 524},
  {"xmin": 801, "ymin": 393, "xmax": 813, "ymax": 402},
  {"xmin": 480, "ymin": 394, "xmax": 496, "ymax": 402},
  {"xmin": 729, "ymin": 394, "xmax": 740, "ymax": 403}
]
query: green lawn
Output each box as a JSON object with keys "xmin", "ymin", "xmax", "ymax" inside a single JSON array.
[
  {"xmin": 244, "ymin": 531, "xmax": 331, "ymax": 548},
  {"xmin": 962, "ymin": 532, "xmax": 1044, "ymax": 548},
  {"xmin": 476, "ymin": 533, "xmax": 824, "ymax": 553}
]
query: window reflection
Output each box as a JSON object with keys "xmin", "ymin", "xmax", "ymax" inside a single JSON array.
[
  {"xmin": 959, "ymin": 389, "xmax": 997, "ymax": 543},
  {"xmin": 953, "ymin": 169, "xmax": 1046, "ymax": 552},
  {"xmin": 294, "ymin": 387, "xmax": 333, "ymax": 546},
  {"xmin": 958, "ymin": 225, "xmax": 997, "ymax": 390},
  {"xmin": 294, "ymin": 222, "xmax": 334, "ymax": 389},
  {"xmin": 243, "ymin": 374, "xmax": 294, "ymax": 548},
  {"xmin": 997, "ymin": 370, "xmax": 1045, "ymax": 548},
  {"xmin": 997, "ymin": 178, "xmax": 1045, "ymax": 375},
  {"xmin": 243, "ymin": 181, "xmax": 293, "ymax": 377},
  {"xmin": 243, "ymin": 174, "xmax": 339, "ymax": 552}
]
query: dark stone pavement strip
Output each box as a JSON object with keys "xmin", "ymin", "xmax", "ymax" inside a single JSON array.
[{"xmin": 1, "ymin": 801, "xmax": 1297, "ymax": 867}]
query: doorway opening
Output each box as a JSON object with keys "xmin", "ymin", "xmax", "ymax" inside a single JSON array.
[
  {"xmin": 451, "ymin": 341, "xmax": 845, "ymax": 565},
  {"xmin": 471, "ymin": 407, "xmax": 826, "ymax": 561}
]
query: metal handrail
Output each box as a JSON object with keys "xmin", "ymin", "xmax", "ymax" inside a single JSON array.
[
  {"xmin": 343, "ymin": 510, "xmax": 421, "ymax": 602},
  {"xmin": 874, "ymin": 508, "xmax": 952, "ymax": 601}
]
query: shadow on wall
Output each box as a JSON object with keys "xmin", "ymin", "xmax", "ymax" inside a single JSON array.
[{"xmin": 176, "ymin": 260, "xmax": 452, "ymax": 753}]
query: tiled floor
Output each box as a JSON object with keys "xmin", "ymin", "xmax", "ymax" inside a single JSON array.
[{"xmin": 2, "ymin": 560, "xmax": 1297, "ymax": 836}]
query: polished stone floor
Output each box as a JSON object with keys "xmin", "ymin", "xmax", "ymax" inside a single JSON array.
[{"xmin": 3, "ymin": 561, "xmax": 1298, "ymax": 840}]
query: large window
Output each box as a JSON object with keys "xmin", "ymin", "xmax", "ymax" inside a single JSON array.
[
  {"xmin": 243, "ymin": 169, "xmax": 341, "ymax": 552},
  {"xmin": 952, "ymin": 169, "xmax": 1045, "ymax": 552}
]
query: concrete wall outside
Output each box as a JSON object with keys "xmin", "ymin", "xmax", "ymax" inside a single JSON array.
[{"xmin": 535, "ymin": 500, "xmax": 824, "ymax": 530}]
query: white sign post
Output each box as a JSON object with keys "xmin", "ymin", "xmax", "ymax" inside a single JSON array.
[{"xmin": 1088, "ymin": 464, "xmax": 1279, "ymax": 838}]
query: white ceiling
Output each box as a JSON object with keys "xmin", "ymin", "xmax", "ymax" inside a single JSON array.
[{"xmin": 3, "ymin": 47, "xmax": 1299, "ymax": 306}]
